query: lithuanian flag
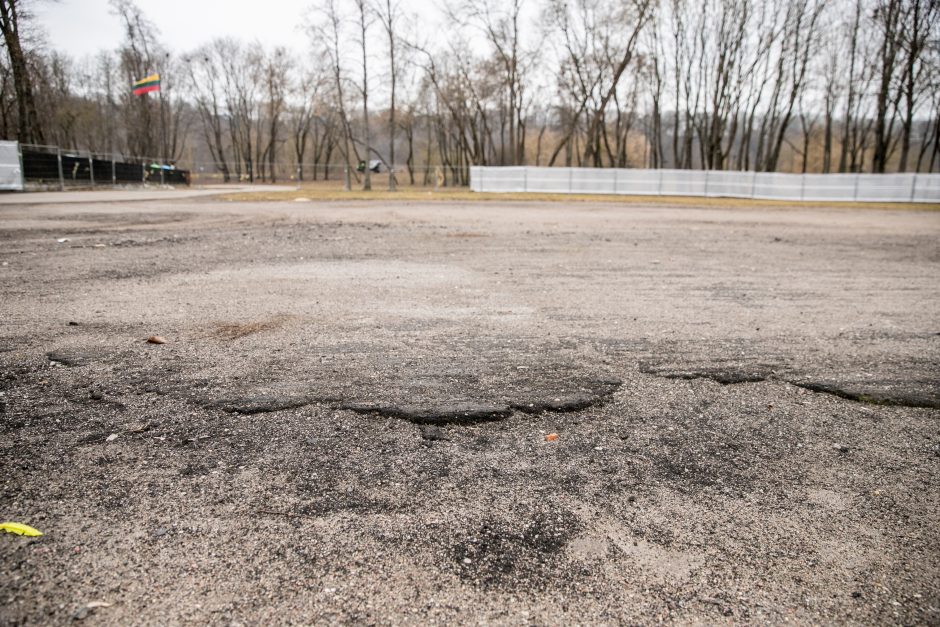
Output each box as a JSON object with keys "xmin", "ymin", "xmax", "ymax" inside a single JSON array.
[{"xmin": 132, "ymin": 74, "xmax": 160, "ymax": 96}]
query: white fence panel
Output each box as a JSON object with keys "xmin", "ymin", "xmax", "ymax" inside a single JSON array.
[
  {"xmin": 571, "ymin": 167, "xmax": 615, "ymax": 193},
  {"xmin": 659, "ymin": 169, "xmax": 707, "ymax": 196},
  {"xmin": 470, "ymin": 166, "xmax": 940, "ymax": 203},
  {"xmin": 528, "ymin": 167, "xmax": 574, "ymax": 193},
  {"xmin": 802, "ymin": 174, "xmax": 858, "ymax": 201},
  {"xmin": 613, "ymin": 168, "xmax": 660, "ymax": 194},
  {"xmin": 751, "ymin": 172, "xmax": 797, "ymax": 200},
  {"xmin": 913, "ymin": 174, "xmax": 940, "ymax": 203},
  {"xmin": 705, "ymin": 170, "xmax": 755, "ymax": 198},
  {"xmin": 855, "ymin": 174, "xmax": 914, "ymax": 201},
  {"xmin": 0, "ymin": 141, "xmax": 23, "ymax": 191}
]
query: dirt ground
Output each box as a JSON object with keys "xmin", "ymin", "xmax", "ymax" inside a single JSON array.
[{"xmin": 0, "ymin": 195, "xmax": 938, "ymax": 625}]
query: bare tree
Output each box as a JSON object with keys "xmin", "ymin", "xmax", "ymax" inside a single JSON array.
[
  {"xmin": 375, "ymin": 0, "xmax": 402, "ymax": 189},
  {"xmin": 871, "ymin": 0, "xmax": 905, "ymax": 173},
  {"xmin": 184, "ymin": 43, "xmax": 231, "ymax": 181},
  {"xmin": 110, "ymin": 0, "xmax": 164, "ymax": 159},
  {"xmin": 262, "ymin": 47, "xmax": 290, "ymax": 182},
  {"xmin": 311, "ymin": 0, "xmax": 352, "ymax": 190},
  {"xmin": 352, "ymin": 0, "xmax": 372, "ymax": 190},
  {"xmin": 896, "ymin": 0, "xmax": 938, "ymax": 171},
  {"xmin": 0, "ymin": 0, "xmax": 43, "ymax": 143}
]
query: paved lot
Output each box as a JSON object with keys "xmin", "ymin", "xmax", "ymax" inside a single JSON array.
[
  {"xmin": 0, "ymin": 197, "xmax": 938, "ymax": 624},
  {"xmin": 0, "ymin": 185, "xmax": 295, "ymax": 205}
]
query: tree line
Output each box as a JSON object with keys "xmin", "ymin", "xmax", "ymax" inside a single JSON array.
[{"xmin": 1, "ymin": 0, "xmax": 938, "ymax": 189}]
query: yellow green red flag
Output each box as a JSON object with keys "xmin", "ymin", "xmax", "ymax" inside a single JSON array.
[{"xmin": 133, "ymin": 74, "xmax": 160, "ymax": 96}]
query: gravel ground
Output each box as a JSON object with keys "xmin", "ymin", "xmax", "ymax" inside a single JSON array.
[{"xmin": 1, "ymin": 197, "xmax": 938, "ymax": 625}]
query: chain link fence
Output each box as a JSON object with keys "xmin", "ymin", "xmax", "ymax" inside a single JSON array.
[
  {"xmin": 186, "ymin": 163, "xmax": 448, "ymax": 187},
  {"xmin": 20, "ymin": 144, "xmax": 190, "ymax": 189}
]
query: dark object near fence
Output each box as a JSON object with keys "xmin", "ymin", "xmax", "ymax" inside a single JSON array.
[
  {"xmin": 21, "ymin": 145, "xmax": 190, "ymax": 186},
  {"xmin": 147, "ymin": 164, "xmax": 190, "ymax": 185},
  {"xmin": 357, "ymin": 159, "xmax": 381, "ymax": 173}
]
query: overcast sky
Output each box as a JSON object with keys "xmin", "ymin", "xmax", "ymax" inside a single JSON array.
[{"xmin": 34, "ymin": 0, "xmax": 439, "ymax": 60}]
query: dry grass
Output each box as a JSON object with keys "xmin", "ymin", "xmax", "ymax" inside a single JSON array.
[{"xmin": 216, "ymin": 180, "xmax": 940, "ymax": 211}]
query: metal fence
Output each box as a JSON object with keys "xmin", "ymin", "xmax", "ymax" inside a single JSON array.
[
  {"xmin": 470, "ymin": 166, "xmax": 940, "ymax": 203},
  {"xmin": 20, "ymin": 144, "xmax": 190, "ymax": 189}
]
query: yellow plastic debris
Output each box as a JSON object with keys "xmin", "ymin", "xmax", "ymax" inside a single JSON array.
[{"xmin": 0, "ymin": 522, "xmax": 43, "ymax": 537}]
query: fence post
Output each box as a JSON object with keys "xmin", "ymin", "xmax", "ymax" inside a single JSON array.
[
  {"xmin": 704, "ymin": 169, "xmax": 710, "ymax": 197},
  {"xmin": 160, "ymin": 164, "xmax": 165, "ymax": 186},
  {"xmin": 751, "ymin": 170, "xmax": 757, "ymax": 199},
  {"xmin": 56, "ymin": 147, "xmax": 65, "ymax": 191},
  {"xmin": 111, "ymin": 157, "xmax": 116, "ymax": 186},
  {"xmin": 88, "ymin": 154, "xmax": 95, "ymax": 187},
  {"xmin": 16, "ymin": 142, "xmax": 24, "ymax": 190},
  {"xmin": 909, "ymin": 173, "xmax": 918, "ymax": 202},
  {"xmin": 568, "ymin": 167, "xmax": 573, "ymax": 193},
  {"xmin": 853, "ymin": 173, "xmax": 860, "ymax": 201},
  {"xmin": 523, "ymin": 166, "xmax": 527, "ymax": 192},
  {"xmin": 613, "ymin": 167, "xmax": 618, "ymax": 194},
  {"xmin": 658, "ymin": 168, "xmax": 663, "ymax": 196},
  {"xmin": 800, "ymin": 173, "xmax": 806, "ymax": 201}
]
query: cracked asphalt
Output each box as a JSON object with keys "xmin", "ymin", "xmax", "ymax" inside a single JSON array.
[{"xmin": 1, "ymin": 196, "xmax": 938, "ymax": 624}]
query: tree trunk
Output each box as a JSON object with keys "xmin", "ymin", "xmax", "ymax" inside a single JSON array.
[{"xmin": 0, "ymin": 0, "xmax": 43, "ymax": 143}]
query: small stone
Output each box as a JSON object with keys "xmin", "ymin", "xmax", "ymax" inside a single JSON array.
[
  {"xmin": 463, "ymin": 558, "xmax": 472, "ymax": 564},
  {"xmin": 90, "ymin": 390, "xmax": 103, "ymax": 401},
  {"xmin": 832, "ymin": 443, "xmax": 850, "ymax": 453},
  {"xmin": 153, "ymin": 528, "xmax": 167, "ymax": 537},
  {"xmin": 105, "ymin": 433, "xmax": 119, "ymax": 442},
  {"xmin": 85, "ymin": 601, "xmax": 112, "ymax": 610},
  {"xmin": 68, "ymin": 321, "xmax": 79, "ymax": 326},
  {"xmin": 146, "ymin": 336, "xmax": 167, "ymax": 344}
]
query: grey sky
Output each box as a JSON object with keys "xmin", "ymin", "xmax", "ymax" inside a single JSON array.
[{"xmin": 34, "ymin": 0, "xmax": 439, "ymax": 60}]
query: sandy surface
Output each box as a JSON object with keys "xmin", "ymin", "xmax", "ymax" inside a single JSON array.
[{"xmin": 0, "ymin": 198, "xmax": 938, "ymax": 624}]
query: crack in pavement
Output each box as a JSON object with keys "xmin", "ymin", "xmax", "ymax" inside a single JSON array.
[
  {"xmin": 205, "ymin": 395, "xmax": 318, "ymax": 415},
  {"xmin": 639, "ymin": 362, "xmax": 940, "ymax": 410},
  {"xmin": 205, "ymin": 379, "xmax": 623, "ymax": 425},
  {"xmin": 638, "ymin": 361, "xmax": 772, "ymax": 385},
  {"xmin": 339, "ymin": 401, "xmax": 514, "ymax": 425},
  {"xmin": 788, "ymin": 381, "xmax": 940, "ymax": 410}
]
